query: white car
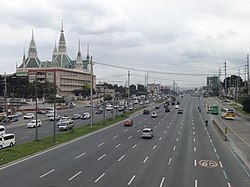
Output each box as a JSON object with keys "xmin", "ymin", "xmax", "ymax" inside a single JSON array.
[
  {"xmin": 175, "ymin": 105, "xmax": 179, "ymax": 109},
  {"xmin": 57, "ymin": 116, "xmax": 70, "ymax": 126},
  {"xmin": 81, "ymin": 112, "xmax": 91, "ymax": 119},
  {"xmin": 27, "ymin": 119, "xmax": 42, "ymax": 128},
  {"xmin": 142, "ymin": 128, "xmax": 154, "ymax": 138},
  {"xmin": 151, "ymin": 111, "xmax": 158, "ymax": 118},
  {"xmin": 23, "ymin": 113, "xmax": 34, "ymax": 119}
]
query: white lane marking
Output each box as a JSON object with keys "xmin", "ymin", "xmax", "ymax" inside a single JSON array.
[
  {"xmin": 20, "ymin": 136, "xmax": 29, "ymax": 140},
  {"xmin": 128, "ymin": 175, "xmax": 136, "ymax": 185},
  {"xmin": 68, "ymin": 171, "xmax": 82, "ymax": 181},
  {"xmin": 98, "ymin": 143, "xmax": 105, "ymax": 147},
  {"xmin": 216, "ymin": 154, "xmax": 220, "ymax": 159},
  {"xmin": 144, "ymin": 118, "xmax": 147, "ymax": 120},
  {"xmin": 98, "ymin": 154, "xmax": 107, "ymax": 161},
  {"xmin": 115, "ymin": 143, "xmax": 122, "ymax": 148},
  {"xmin": 149, "ymin": 121, "xmax": 151, "ymax": 124},
  {"xmin": 167, "ymin": 126, "xmax": 170, "ymax": 128},
  {"xmin": 95, "ymin": 173, "xmax": 105, "ymax": 183},
  {"xmin": 194, "ymin": 160, "xmax": 197, "ymax": 166},
  {"xmin": 128, "ymin": 136, "xmax": 132, "ymax": 139},
  {"xmin": 168, "ymin": 158, "xmax": 172, "ymax": 165},
  {"xmin": 173, "ymin": 146, "xmax": 176, "ymax": 151},
  {"xmin": 154, "ymin": 125, "xmax": 157, "ymax": 128},
  {"xmin": 118, "ymin": 155, "xmax": 125, "ymax": 162},
  {"xmin": 75, "ymin": 152, "xmax": 86, "ymax": 159},
  {"xmin": 144, "ymin": 125, "xmax": 147, "ymax": 127},
  {"xmin": 223, "ymin": 170, "xmax": 228, "ymax": 179},
  {"xmin": 193, "ymin": 138, "xmax": 195, "ymax": 142},
  {"xmin": 43, "ymin": 130, "xmax": 50, "ymax": 134},
  {"xmin": 159, "ymin": 137, "xmax": 162, "ymax": 141},
  {"xmin": 113, "ymin": 135, "xmax": 118, "ymax": 139},
  {"xmin": 193, "ymin": 132, "xmax": 195, "ymax": 135},
  {"xmin": 192, "ymin": 126, "xmax": 194, "ymax": 130},
  {"xmin": 158, "ymin": 122, "xmax": 161, "ymax": 124},
  {"xmin": 153, "ymin": 145, "xmax": 157, "ymax": 149},
  {"xmin": 214, "ymin": 148, "xmax": 217, "ymax": 153},
  {"xmin": 176, "ymin": 137, "xmax": 178, "ymax": 141},
  {"xmin": 195, "ymin": 179, "xmax": 198, "ymax": 187},
  {"xmin": 194, "ymin": 147, "xmax": 196, "ymax": 152},
  {"xmin": 211, "ymin": 143, "xmax": 214, "ymax": 147},
  {"xmin": 180, "ymin": 126, "xmax": 182, "ymax": 129},
  {"xmin": 40, "ymin": 169, "xmax": 55, "ymax": 178},
  {"xmin": 137, "ymin": 130, "xmax": 140, "ymax": 133},
  {"xmin": 132, "ymin": 144, "xmax": 137, "ymax": 149},
  {"xmin": 143, "ymin": 156, "xmax": 149, "ymax": 163},
  {"xmin": 178, "ymin": 131, "xmax": 181, "ymax": 134},
  {"xmin": 164, "ymin": 131, "xmax": 166, "ymax": 133},
  {"xmin": 159, "ymin": 177, "xmax": 165, "ymax": 187},
  {"xmin": 219, "ymin": 161, "xmax": 223, "ymax": 168},
  {"xmin": 124, "ymin": 129, "xmax": 128, "ymax": 132},
  {"xmin": 227, "ymin": 182, "xmax": 231, "ymax": 187}
]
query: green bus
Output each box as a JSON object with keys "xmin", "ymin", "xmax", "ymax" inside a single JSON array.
[{"xmin": 211, "ymin": 104, "xmax": 219, "ymax": 115}]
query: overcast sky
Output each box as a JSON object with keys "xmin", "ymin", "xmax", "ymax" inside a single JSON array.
[{"xmin": 0, "ymin": 0, "xmax": 249, "ymax": 89}]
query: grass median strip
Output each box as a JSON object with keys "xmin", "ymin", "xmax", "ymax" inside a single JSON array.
[{"xmin": 0, "ymin": 114, "xmax": 130, "ymax": 166}]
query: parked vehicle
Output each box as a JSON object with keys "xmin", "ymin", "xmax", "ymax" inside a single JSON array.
[{"xmin": 0, "ymin": 133, "xmax": 15, "ymax": 149}]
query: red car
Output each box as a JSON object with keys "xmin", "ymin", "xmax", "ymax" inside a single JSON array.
[{"xmin": 124, "ymin": 120, "xmax": 133, "ymax": 127}]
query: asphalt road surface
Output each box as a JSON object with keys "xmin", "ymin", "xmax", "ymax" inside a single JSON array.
[{"xmin": 0, "ymin": 96, "xmax": 249, "ymax": 187}]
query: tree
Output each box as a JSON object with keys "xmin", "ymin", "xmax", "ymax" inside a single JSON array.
[{"xmin": 242, "ymin": 97, "xmax": 250, "ymax": 113}]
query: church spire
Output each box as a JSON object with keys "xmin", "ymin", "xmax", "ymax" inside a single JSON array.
[
  {"xmin": 75, "ymin": 39, "xmax": 83, "ymax": 69},
  {"xmin": 23, "ymin": 48, "xmax": 26, "ymax": 62},
  {"xmin": 52, "ymin": 40, "xmax": 58, "ymax": 63},
  {"xmin": 86, "ymin": 43, "xmax": 90, "ymax": 60},
  {"xmin": 28, "ymin": 29, "xmax": 38, "ymax": 58},
  {"xmin": 58, "ymin": 20, "xmax": 66, "ymax": 53}
]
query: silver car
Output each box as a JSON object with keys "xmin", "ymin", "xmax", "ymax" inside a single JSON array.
[{"xmin": 142, "ymin": 128, "xmax": 154, "ymax": 138}]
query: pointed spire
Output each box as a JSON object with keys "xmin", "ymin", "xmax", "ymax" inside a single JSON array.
[
  {"xmin": 52, "ymin": 40, "xmax": 58, "ymax": 63},
  {"xmin": 76, "ymin": 39, "xmax": 83, "ymax": 69},
  {"xmin": 28, "ymin": 29, "xmax": 38, "ymax": 58},
  {"xmin": 23, "ymin": 48, "xmax": 26, "ymax": 62},
  {"xmin": 86, "ymin": 43, "xmax": 90, "ymax": 60},
  {"xmin": 61, "ymin": 20, "xmax": 64, "ymax": 32},
  {"xmin": 58, "ymin": 21, "xmax": 66, "ymax": 53}
]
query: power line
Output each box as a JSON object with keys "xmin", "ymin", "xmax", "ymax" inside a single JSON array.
[{"xmin": 94, "ymin": 61, "xmax": 218, "ymax": 76}]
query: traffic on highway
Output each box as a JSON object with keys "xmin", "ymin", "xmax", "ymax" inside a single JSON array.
[{"xmin": 0, "ymin": 96, "xmax": 249, "ymax": 187}]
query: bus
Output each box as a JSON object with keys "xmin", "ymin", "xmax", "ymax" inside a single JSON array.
[
  {"xmin": 211, "ymin": 104, "xmax": 219, "ymax": 115},
  {"xmin": 221, "ymin": 108, "xmax": 235, "ymax": 120}
]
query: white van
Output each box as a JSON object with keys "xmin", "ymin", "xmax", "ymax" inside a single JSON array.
[
  {"xmin": 0, "ymin": 125, "xmax": 6, "ymax": 136},
  {"xmin": 0, "ymin": 133, "xmax": 15, "ymax": 149},
  {"xmin": 58, "ymin": 120, "xmax": 74, "ymax": 131}
]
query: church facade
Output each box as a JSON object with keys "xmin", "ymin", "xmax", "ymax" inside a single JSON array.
[{"xmin": 16, "ymin": 24, "xmax": 96, "ymax": 97}]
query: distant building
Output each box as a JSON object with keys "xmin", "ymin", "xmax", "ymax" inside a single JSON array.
[
  {"xmin": 207, "ymin": 76, "xmax": 220, "ymax": 96},
  {"xmin": 16, "ymin": 23, "xmax": 96, "ymax": 97}
]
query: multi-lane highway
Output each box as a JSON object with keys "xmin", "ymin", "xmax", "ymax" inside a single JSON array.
[{"xmin": 0, "ymin": 96, "xmax": 249, "ymax": 187}]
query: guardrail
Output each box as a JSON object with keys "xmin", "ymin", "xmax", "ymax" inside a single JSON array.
[{"xmin": 212, "ymin": 119, "xmax": 227, "ymax": 141}]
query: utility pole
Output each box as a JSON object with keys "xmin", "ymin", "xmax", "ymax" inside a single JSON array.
[
  {"xmin": 128, "ymin": 70, "xmax": 130, "ymax": 99},
  {"xmin": 224, "ymin": 61, "xmax": 227, "ymax": 97},
  {"xmin": 247, "ymin": 54, "xmax": 250, "ymax": 96},
  {"xmin": 53, "ymin": 70, "xmax": 56, "ymax": 143},
  {"xmin": 219, "ymin": 67, "xmax": 221, "ymax": 95},
  {"xmin": 4, "ymin": 73, "xmax": 8, "ymax": 118},
  {"xmin": 90, "ymin": 56, "xmax": 94, "ymax": 128},
  {"xmin": 35, "ymin": 73, "xmax": 38, "ymax": 141}
]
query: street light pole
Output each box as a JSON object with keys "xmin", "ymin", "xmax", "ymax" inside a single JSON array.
[
  {"xmin": 35, "ymin": 73, "xmax": 38, "ymax": 141},
  {"xmin": 4, "ymin": 73, "xmax": 8, "ymax": 118},
  {"xmin": 90, "ymin": 56, "xmax": 94, "ymax": 128},
  {"xmin": 53, "ymin": 70, "xmax": 56, "ymax": 143}
]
